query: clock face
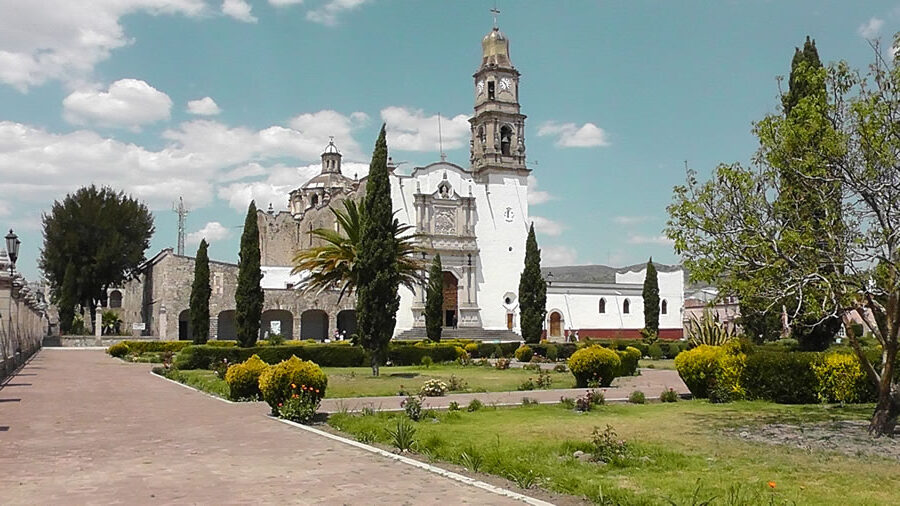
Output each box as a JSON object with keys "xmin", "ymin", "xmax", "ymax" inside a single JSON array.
[
  {"xmin": 499, "ymin": 77, "xmax": 512, "ymax": 93},
  {"xmin": 476, "ymin": 80, "xmax": 485, "ymax": 95},
  {"xmin": 504, "ymin": 207, "xmax": 515, "ymax": 222}
]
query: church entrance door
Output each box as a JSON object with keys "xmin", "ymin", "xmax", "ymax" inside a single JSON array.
[
  {"xmin": 549, "ymin": 312, "xmax": 562, "ymax": 338},
  {"xmin": 442, "ymin": 271, "xmax": 458, "ymax": 327}
]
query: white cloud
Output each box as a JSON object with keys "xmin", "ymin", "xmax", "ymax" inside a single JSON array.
[
  {"xmin": 306, "ymin": 0, "xmax": 369, "ymax": 26},
  {"xmin": 537, "ymin": 121, "xmax": 610, "ymax": 148},
  {"xmin": 222, "ymin": 0, "xmax": 258, "ymax": 23},
  {"xmin": 626, "ymin": 234, "xmax": 674, "ymax": 246},
  {"xmin": 531, "ymin": 216, "xmax": 564, "ymax": 237},
  {"xmin": 187, "ymin": 96, "xmax": 222, "ymax": 116},
  {"xmin": 186, "ymin": 221, "xmax": 232, "ymax": 245},
  {"xmin": 269, "ymin": 0, "xmax": 304, "ymax": 5},
  {"xmin": 527, "ymin": 175, "xmax": 553, "ymax": 205},
  {"xmin": 612, "ymin": 215, "xmax": 653, "ymax": 226},
  {"xmin": 288, "ymin": 109, "xmax": 368, "ymax": 159},
  {"xmin": 63, "ymin": 79, "xmax": 172, "ymax": 130},
  {"xmin": 858, "ymin": 17, "xmax": 884, "ymax": 39},
  {"xmin": 381, "ymin": 107, "xmax": 469, "ymax": 152},
  {"xmin": 541, "ymin": 245, "xmax": 578, "ymax": 267},
  {"xmin": 0, "ymin": 0, "xmax": 207, "ymax": 91},
  {"xmin": 221, "ymin": 162, "xmax": 268, "ymax": 182}
]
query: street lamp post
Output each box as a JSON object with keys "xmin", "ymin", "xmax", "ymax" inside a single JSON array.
[{"xmin": 5, "ymin": 229, "xmax": 20, "ymax": 369}]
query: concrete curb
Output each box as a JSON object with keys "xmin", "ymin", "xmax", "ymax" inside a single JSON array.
[
  {"xmin": 150, "ymin": 370, "xmax": 236, "ymax": 405},
  {"xmin": 273, "ymin": 417, "xmax": 555, "ymax": 506}
]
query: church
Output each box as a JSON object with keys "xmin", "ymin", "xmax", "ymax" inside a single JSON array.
[{"xmin": 109, "ymin": 22, "xmax": 684, "ymax": 343}]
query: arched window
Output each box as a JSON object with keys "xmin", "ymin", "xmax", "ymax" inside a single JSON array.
[
  {"xmin": 623, "ymin": 299, "xmax": 630, "ymax": 314},
  {"xmin": 109, "ymin": 290, "xmax": 123, "ymax": 308},
  {"xmin": 661, "ymin": 299, "xmax": 668, "ymax": 315},
  {"xmin": 311, "ymin": 194, "xmax": 319, "ymax": 207},
  {"xmin": 598, "ymin": 298, "xmax": 606, "ymax": 314},
  {"xmin": 500, "ymin": 125, "xmax": 513, "ymax": 156}
]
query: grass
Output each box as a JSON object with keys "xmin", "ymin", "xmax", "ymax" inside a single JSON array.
[
  {"xmin": 638, "ymin": 358, "xmax": 676, "ymax": 370},
  {"xmin": 161, "ymin": 369, "xmax": 230, "ymax": 398},
  {"xmin": 327, "ymin": 400, "xmax": 899, "ymax": 505},
  {"xmin": 163, "ymin": 363, "xmax": 577, "ymax": 399}
]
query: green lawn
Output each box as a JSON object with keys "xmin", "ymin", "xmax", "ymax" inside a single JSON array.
[
  {"xmin": 164, "ymin": 364, "xmax": 575, "ymax": 399},
  {"xmin": 638, "ymin": 358, "xmax": 676, "ymax": 370},
  {"xmin": 328, "ymin": 401, "xmax": 898, "ymax": 505}
]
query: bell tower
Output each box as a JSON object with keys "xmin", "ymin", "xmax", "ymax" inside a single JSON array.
[{"xmin": 469, "ymin": 11, "xmax": 528, "ymax": 177}]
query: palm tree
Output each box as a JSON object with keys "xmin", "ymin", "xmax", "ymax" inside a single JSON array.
[{"xmin": 291, "ymin": 199, "xmax": 425, "ymax": 300}]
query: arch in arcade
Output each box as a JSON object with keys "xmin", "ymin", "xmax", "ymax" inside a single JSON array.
[
  {"xmin": 301, "ymin": 309, "xmax": 329, "ymax": 341},
  {"xmin": 178, "ymin": 309, "xmax": 192, "ymax": 341},
  {"xmin": 261, "ymin": 309, "xmax": 294, "ymax": 340},
  {"xmin": 216, "ymin": 310, "xmax": 237, "ymax": 341},
  {"xmin": 336, "ymin": 309, "xmax": 357, "ymax": 339}
]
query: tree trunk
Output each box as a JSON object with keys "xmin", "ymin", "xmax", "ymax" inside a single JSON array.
[
  {"xmin": 370, "ymin": 354, "xmax": 380, "ymax": 377},
  {"xmin": 869, "ymin": 383, "xmax": 900, "ymax": 436}
]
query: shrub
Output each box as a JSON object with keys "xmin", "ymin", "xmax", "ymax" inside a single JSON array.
[
  {"xmin": 536, "ymin": 370, "xmax": 553, "ymax": 389},
  {"xmin": 686, "ymin": 311, "xmax": 737, "ymax": 346},
  {"xmin": 278, "ymin": 383, "xmax": 321, "ymax": 423},
  {"xmin": 466, "ymin": 398, "xmax": 484, "ymax": 412},
  {"xmin": 628, "ymin": 390, "xmax": 646, "ymax": 404},
  {"xmin": 107, "ymin": 342, "xmax": 129, "ymax": 358},
  {"xmin": 174, "ymin": 343, "xmax": 366, "ymax": 369},
  {"xmin": 402, "ymin": 394, "xmax": 425, "ymax": 420},
  {"xmin": 514, "ymin": 344, "xmax": 534, "ymax": 363},
  {"xmin": 447, "ymin": 374, "xmax": 467, "ymax": 392},
  {"xmin": 518, "ymin": 378, "xmax": 535, "ymax": 391},
  {"xmin": 674, "ymin": 345, "xmax": 724, "ymax": 399},
  {"xmin": 420, "ymin": 379, "xmax": 448, "ymax": 397},
  {"xmin": 266, "ymin": 333, "xmax": 286, "ymax": 346},
  {"xmin": 647, "ymin": 343, "xmax": 663, "ymax": 360},
  {"xmin": 591, "ymin": 425, "xmax": 629, "ymax": 463},
  {"xmin": 741, "ymin": 351, "xmax": 818, "ymax": 404},
  {"xmin": 559, "ymin": 396, "xmax": 576, "ymax": 409},
  {"xmin": 575, "ymin": 389, "xmax": 604, "ymax": 411},
  {"xmin": 420, "ymin": 356, "xmax": 434, "ymax": 368},
  {"xmin": 477, "ymin": 343, "xmax": 502, "ymax": 359},
  {"xmin": 494, "ymin": 357, "xmax": 511, "ymax": 370},
  {"xmin": 448, "ymin": 401, "xmax": 460, "ymax": 411},
  {"xmin": 568, "ymin": 345, "xmax": 621, "ymax": 387},
  {"xmin": 258, "ymin": 356, "xmax": 327, "ymax": 414},
  {"xmin": 659, "ymin": 388, "xmax": 679, "ymax": 402},
  {"xmin": 545, "ymin": 344, "xmax": 558, "ymax": 361},
  {"xmin": 464, "ymin": 343, "xmax": 479, "ymax": 356},
  {"xmin": 387, "ymin": 418, "xmax": 417, "ymax": 452},
  {"xmin": 389, "ymin": 343, "xmax": 459, "ymax": 365},
  {"xmin": 224, "ymin": 354, "xmax": 269, "ymax": 400},
  {"xmin": 813, "ymin": 353, "xmax": 873, "ymax": 404},
  {"xmin": 616, "ymin": 346, "xmax": 641, "ymax": 377}
]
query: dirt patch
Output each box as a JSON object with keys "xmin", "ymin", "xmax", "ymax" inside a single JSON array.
[{"xmin": 725, "ymin": 420, "xmax": 900, "ymax": 460}]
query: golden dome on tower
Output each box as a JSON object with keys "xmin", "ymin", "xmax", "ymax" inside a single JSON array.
[{"xmin": 481, "ymin": 27, "xmax": 512, "ymax": 68}]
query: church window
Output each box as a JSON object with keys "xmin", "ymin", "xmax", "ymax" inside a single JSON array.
[
  {"xmin": 500, "ymin": 125, "xmax": 512, "ymax": 156},
  {"xmin": 311, "ymin": 194, "xmax": 319, "ymax": 207},
  {"xmin": 661, "ymin": 299, "xmax": 668, "ymax": 315},
  {"xmin": 623, "ymin": 299, "xmax": 630, "ymax": 314},
  {"xmin": 598, "ymin": 298, "xmax": 606, "ymax": 314},
  {"xmin": 488, "ymin": 81, "xmax": 495, "ymax": 100}
]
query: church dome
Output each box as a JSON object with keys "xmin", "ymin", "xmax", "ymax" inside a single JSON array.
[
  {"xmin": 323, "ymin": 139, "xmax": 339, "ymax": 154},
  {"xmin": 481, "ymin": 27, "xmax": 511, "ymax": 68}
]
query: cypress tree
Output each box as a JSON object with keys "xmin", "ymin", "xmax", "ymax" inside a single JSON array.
[
  {"xmin": 518, "ymin": 223, "xmax": 546, "ymax": 343},
  {"xmin": 58, "ymin": 261, "xmax": 77, "ymax": 334},
  {"xmin": 425, "ymin": 254, "xmax": 444, "ymax": 343},
  {"xmin": 235, "ymin": 201, "xmax": 264, "ymax": 347},
  {"xmin": 782, "ymin": 36, "xmax": 823, "ymax": 116},
  {"xmin": 642, "ymin": 257, "xmax": 660, "ymax": 337},
  {"xmin": 189, "ymin": 239, "xmax": 211, "ymax": 344},
  {"xmin": 355, "ymin": 125, "xmax": 400, "ymax": 375}
]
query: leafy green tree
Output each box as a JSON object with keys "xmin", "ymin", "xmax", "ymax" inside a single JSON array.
[
  {"xmin": 57, "ymin": 261, "xmax": 77, "ymax": 334},
  {"xmin": 40, "ymin": 185, "xmax": 154, "ymax": 323},
  {"xmin": 189, "ymin": 239, "xmax": 211, "ymax": 344},
  {"xmin": 235, "ymin": 201, "xmax": 264, "ymax": 347},
  {"xmin": 425, "ymin": 254, "xmax": 444, "ymax": 342},
  {"xmin": 666, "ymin": 44, "xmax": 900, "ymax": 435},
  {"xmin": 356, "ymin": 125, "xmax": 400, "ymax": 375},
  {"xmin": 642, "ymin": 258, "xmax": 660, "ymax": 338},
  {"xmin": 518, "ymin": 223, "xmax": 546, "ymax": 343},
  {"xmin": 291, "ymin": 199, "xmax": 423, "ymax": 299},
  {"xmin": 737, "ymin": 300, "xmax": 783, "ymax": 344}
]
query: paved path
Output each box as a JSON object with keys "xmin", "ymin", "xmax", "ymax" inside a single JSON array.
[
  {"xmin": 0, "ymin": 349, "xmax": 528, "ymax": 505},
  {"xmin": 320, "ymin": 368, "xmax": 689, "ymax": 414}
]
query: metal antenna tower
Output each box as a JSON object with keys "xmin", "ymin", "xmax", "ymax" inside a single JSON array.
[{"xmin": 173, "ymin": 196, "xmax": 189, "ymax": 255}]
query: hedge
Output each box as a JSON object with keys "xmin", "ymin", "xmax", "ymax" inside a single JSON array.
[
  {"xmin": 530, "ymin": 343, "xmax": 577, "ymax": 360},
  {"xmin": 174, "ymin": 343, "xmax": 367, "ymax": 369},
  {"xmin": 741, "ymin": 351, "xmax": 820, "ymax": 404},
  {"xmin": 387, "ymin": 343, "xmax": 460, "ymax": 365},
  {"xmin": 108, "ymin": 340, "xmax": 203, "ymax": 356}
]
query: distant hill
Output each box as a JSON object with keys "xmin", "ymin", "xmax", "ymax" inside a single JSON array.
[{"xmin": 540, "ymin": 262, "xmax": 683, "ymax": 284}]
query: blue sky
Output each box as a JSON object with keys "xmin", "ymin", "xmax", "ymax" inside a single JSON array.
[{"xmin": 0, "ymin": 0, "xmax": 895, "ymax": 281}]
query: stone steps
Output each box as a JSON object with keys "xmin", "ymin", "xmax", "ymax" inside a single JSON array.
[{"xmin": 394, "ymin": 327, "xmax": 522, "ymax": 341}]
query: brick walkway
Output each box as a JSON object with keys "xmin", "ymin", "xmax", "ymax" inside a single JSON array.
[
  {"xmin": 0, "ymin": 349, "xmax": 529, "ymax": 505},
  {"xmin": 320, "ymin": 368, "xmax": 689, "ymax": 413}
]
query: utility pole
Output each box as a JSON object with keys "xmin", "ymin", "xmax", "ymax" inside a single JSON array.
[{"xmin": 173, "ymin": 197, "xmax": 189, "ymax": 256}]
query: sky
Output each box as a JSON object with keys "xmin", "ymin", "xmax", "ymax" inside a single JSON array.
[{"xmin": 0, "ymin": 0, "xmax": 896, "ymax": 281}]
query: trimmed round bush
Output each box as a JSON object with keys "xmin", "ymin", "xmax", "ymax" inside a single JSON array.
[
  {"xmin": 515, "ymin": 344, "xmax": 534, "ymax": 363},
  {"xmin": 647, "ymin": 343, "xmax": 663, "ymax": 360},
  {"xmin": 812, "ymin": 352, "xmax": 874, "ymax": 404},
  {"xmin": 258, "ymin": 356, "xmax": 327, "ymax": 414},
  {"xmin": 464, "ymin": 343, "xmax": 479, "ymax": 356},
  {"xmin": 107, "ymin": 342, "xmax": 129, "ymax": 358},
  {"xmin": 616, "ymin": 346, "xmax": 641, "ymax": 377},
  {"xmin": 545, "ymin": 344, "xmax": 558, "ymax": 361},
  {"xmin": 568, "ymin": 345, "xmax": 621, "ymax": 387},
  {"xmin": 673, "ymin": 345, "xmax": 724, "ymax": 399},
  {"xmin": 225, "ymin": 354, "xmax": 269, "ymax": 400}
]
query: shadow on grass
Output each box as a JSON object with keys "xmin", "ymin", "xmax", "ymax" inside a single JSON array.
[{"xmin": 387, "ymin": 373, "xmax": 420, "ymax": 379}]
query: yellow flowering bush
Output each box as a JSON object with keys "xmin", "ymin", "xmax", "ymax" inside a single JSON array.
[
  {"xmin": 568, "ymin": 345, "xmax": 621, "ymax": 387},
  {"xmin": 813, "ymin": 353, "xmax": 870, "ymax": 404},
  {"xmin": 224, "ymin": 354, "xmax": 269, "ymax": 400},
  {"xmin": 258, "ymin": 355, "xmax": 327, "ymax": 414},
  {"xmin": 674, "ymin": 345, "xmax": 724, "ymax": 399}
]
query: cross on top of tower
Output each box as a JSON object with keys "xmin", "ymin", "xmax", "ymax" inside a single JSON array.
[{"xmin": 490, "ymin": 6, "xmax": 500, "ymax": 28}]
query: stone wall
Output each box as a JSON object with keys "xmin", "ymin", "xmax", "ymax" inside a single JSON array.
[{"xmin": 0, "ymin": 251, "xmax": 48, "ymax": 378}]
